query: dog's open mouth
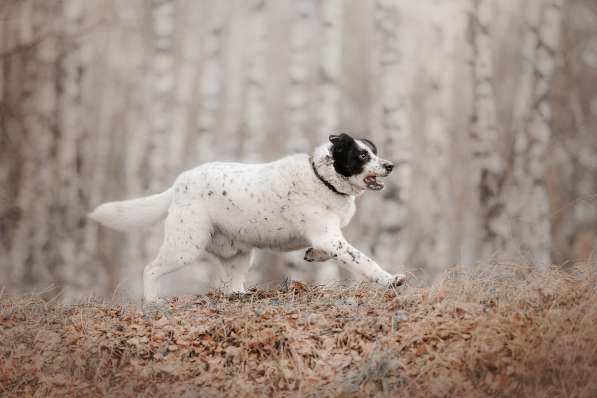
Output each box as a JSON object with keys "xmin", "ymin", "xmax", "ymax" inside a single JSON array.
[{"xmin": 364, "ymin": 175, "xmax": 384, "ymax": 190}]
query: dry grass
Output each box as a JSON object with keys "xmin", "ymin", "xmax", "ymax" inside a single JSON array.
[{"xmin": 1, "ymin": 263, "xmax": 597, "ymax": 397}]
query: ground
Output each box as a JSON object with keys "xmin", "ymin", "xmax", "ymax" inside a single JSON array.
[{"xmin": 1, "ymin": 263, "xmax": 596, "ymax": 397}]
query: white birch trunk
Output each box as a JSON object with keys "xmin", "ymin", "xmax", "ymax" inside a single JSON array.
[
  {"xmin": 314, "ymin": 0, "xmax": 343, "ymax": 282},
  {"xmin": 283, "ymin": 0, "xmax": 316, "ymax": 282},
  {"xmin": 568, "ymin": 87, "xmax": 597, "ymax": 261},
  {"xmin": 11, "ymin": 2, "xmax": 60, "ymax": 289},
  {"xmin": 505, "ymin": 0, "xmax": 563, "ymax": 266},
  {"xmin": 78, "ymin": 2, "xmax": 118, "ymax": 298},
  {"xmin": 242, "ymin": 0, "xmax": 268, "ymax": 162},
  {"xmin": 286, "ymin": 0, "xmax": 315, "ymax": 154},
  {"xmin": 466, "ymin": 0, "xmax": 508, "ymax": 264},
  {"xmin": 172, "ymin": 1, "xmax": 197, "ymax": 169},
  {"xmin": 147, "ymin": 0, "xmax": 176, "ymax": 189},
  {"xmin": 370, "ymin": 0, "xmax": 412, "ymax": 273},
  {"xmin": 57, "ymin": 0, "xmax": 91, "ymax": 301},
  {"xmin": 316, "ymin": 0, "xmax": 342, "ymax": 138},
  {"xmin": 196, "ymin": 2, "xmax": 226, "ymax": 162},
  {"xmin": 136, "ymin": 0, "xmax": 178, "ymax": 275},
  {"xmin": 418, "ymin": 1, "xmax": 456, "ymax": 277},
  {"xmin": 121, "ymin": 0, "xmax": 155, "ymax": 297},
  {"xmin": 0, "ymin": 1, "xmax": 17, "ymax": 285}
]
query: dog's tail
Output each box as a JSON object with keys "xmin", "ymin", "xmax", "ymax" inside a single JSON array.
[{"xmin": 88, "ymin": 187, "xmax": 174, "ymax": 231}]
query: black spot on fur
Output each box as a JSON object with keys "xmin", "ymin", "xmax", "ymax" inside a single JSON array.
[
  {"xmin": 346, "ymin": 248, "xmax": 357, "ymax": 262},
  {"xmin": 222, "ymin": 190, "xmax": 227, "ymax": 196},
  {"xmin": 329, "ymin": 133, "xmax": 376, "ymax": 177}
]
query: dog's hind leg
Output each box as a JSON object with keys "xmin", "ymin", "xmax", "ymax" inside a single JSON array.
[
  {"xmin": 217, "ymin": 251, "xmax": 252, "ymax": 294},
  {"xmin": 143, "ymin": 205, "xmax": 210, "ymax": 302}
]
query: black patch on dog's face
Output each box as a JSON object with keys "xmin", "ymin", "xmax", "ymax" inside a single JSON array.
[{"xmin": 329, "ymin": 133, "xmax": 374, "ymax": 177}]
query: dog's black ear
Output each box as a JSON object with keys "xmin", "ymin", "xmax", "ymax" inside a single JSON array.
[
  {"xmin": 359, "ymin": 138, "xmax": 378, "ymax": 155},
  {"xmin": 329, "ymin": 134, "xmax": 341, "ymax": 144},
  {"xmin": 330, "ymin": 133, "xmax": 354, "ymax": 144}
]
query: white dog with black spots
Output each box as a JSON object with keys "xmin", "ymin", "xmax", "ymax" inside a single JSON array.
[{"xmin": 89, "ymin": 133, "xmax": 406, "ymax": 301}]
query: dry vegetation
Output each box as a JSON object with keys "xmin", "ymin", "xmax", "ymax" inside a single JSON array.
[{"xmin": 1, "ymin": 263, "xmax": 597, "ymax": 397}]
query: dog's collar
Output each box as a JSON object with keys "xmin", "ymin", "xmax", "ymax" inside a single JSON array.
[{"xmin": 310, "ymin": 158, "xmax": 348, "ymax": 196}]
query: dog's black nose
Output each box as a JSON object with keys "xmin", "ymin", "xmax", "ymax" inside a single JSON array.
[{"xmin": 384, "ymin": 163, "xmax": 394, "ymax": 173}]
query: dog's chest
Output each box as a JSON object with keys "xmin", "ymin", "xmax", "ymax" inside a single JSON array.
[{"xmin": 332, "ymin": 198, "xmax": 356, "ymax": 227}]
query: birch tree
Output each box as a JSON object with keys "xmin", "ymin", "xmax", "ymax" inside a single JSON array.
[
  {"xmin": 316, "ymin": 0, "xmax": 342, "ymax": 139},
  {"xmin": 311, "ymin": 0, "xmax": 343, "ymax": 282},
  {"xmin": 121, "ymin": 0, "xmax": 156, "ymax": 297},
  {"xmin": 282, "ymin": 0, "xmax": 316, "ymax": 282},
  {"xmin": 196, "ymin": 2, "xmax": 226, "ymax": 162},
  {"xmin": 242, "ymin": 0, "xmax": 268, "ymax": 162},
  {"xmin": 504, "ymin": 0, "xmax": 563, "ymax": 266},
  {"xmin": 147, "ymin": 0, "xmax": 176, "ymax": 189},
  {"xmin": 286, "ymin": 0, "xmax": 315, "ymax": 154},
  {"xmin": 370, "ymin": 0, "xmax": 412, "ymax": 274},
  {"xmin": 466, "ymin": 0, "xmax": 508, "ymax": 263},
  {"xmin": 57, "ymin": 0, "xmax": 93, "ymax": 301},
  {"xmin": 0, "ymin": 1, "xmax": 29, "ymax": 286},
  {"xmin": 11, "ymin": 1, "xmax": 61, "ymax": 289},
  {"xmin": 416, "ymin": 1, "xmax": 456, "ymax": 277}
]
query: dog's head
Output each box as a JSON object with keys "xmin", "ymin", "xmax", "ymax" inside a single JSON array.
[{"xmin": 328, "ymin": 133, "xmax": 394, "ymax": 191}]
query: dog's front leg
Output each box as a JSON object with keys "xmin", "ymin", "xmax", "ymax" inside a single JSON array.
[{"xmin": 308, "ymin": 233, "xmax": 405, "ymax": 287}]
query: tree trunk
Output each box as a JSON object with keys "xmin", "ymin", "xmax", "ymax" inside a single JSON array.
[
  {"xmin": 242, "ymin": 0, "xmax": 268, "ymax": 163},
  {"xmin": 147, "ymin": 0, "xmax": 176, "ymax": 189},
  {"xmin": 370, "ymin": 0, "xmax": 412, "ymax": 274},
  {"xmin": 466, "ymin": 0, "xmax": 508, "ymax": 264},
  {"xmin": 121, "ymin": 0, "xmax": 156, "ymax": 298},
  {"xmin": 504, "ymin": 0, "xmax": 563, "ymax": 266},
  {"xmin": 11, "ymin": 1, "xmax": 61, "ymax": 291},
  {"xmin": 312, "ymin": 0, "xmax": 343, "ymax": 283},
  {"xmin": 196, "ymin": 2, "xmax": 226, "ymax": 162},
  {"xmin": 57, "ymin": 0, "xmax": 98, "ymax": 301},
  {"xmin": 286, "ymin": 0, "xmax": 314, "ymax": 154},
  {"xmin": 417, "ymin": 1, "xmax": 455, "ymax": 278}
]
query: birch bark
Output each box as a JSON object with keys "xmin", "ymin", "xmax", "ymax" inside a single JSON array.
[
  {"xmin": 417, "ymin": 1, "xmax": 455, "ymax": 277},
  {"xmin": 121, "ymin": 0, "xmax": 155, "ymax": 297},
  {"xmin": 11, "ymin": 2, "xmax": 61, "ymax": 289},
  {"xmin": 57, "ymin": 0, "xmax": 92, "ymax": 301},
  {"xmin": 314, "ymin": 0, "xmax": 342, "ymax": 282},
  {"xmin": 147, "ymin": 0, "xmax": 176, "ymax": 189},
  {"xmin": 196, "ymin": 2, "xmax": 226, "ymax": 162},
  {"xmin": 505, "ymin": 0, "xmax": 563, "ymax": 266},
  {"xmin": 370, "ymin": 0, "xmax": 412, "ymax": 273},
  {"xmin": 242, "ymin": 0, "xmax": 267, "ymax": 162},
  {"xmin": 466, "ymin": 0, "xmax": 508, "ymax": 263},
  {"xmin": 286, "ymin": 0, "xmax": 315, "ymax": 154}
]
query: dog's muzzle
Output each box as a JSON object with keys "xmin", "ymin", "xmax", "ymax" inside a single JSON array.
[{"xmin": 364, "ymin": 161, "xmax": 394, "ymax": 190}]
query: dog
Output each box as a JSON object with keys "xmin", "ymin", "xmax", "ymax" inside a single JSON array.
[{"xmin": 89, "ymin": 133, "xmax": 406, "ymax": 301}]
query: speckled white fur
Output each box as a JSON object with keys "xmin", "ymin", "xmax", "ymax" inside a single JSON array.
[{"xmin": 89, "ymin": 141, "xmax": 406, "ymax": 301}]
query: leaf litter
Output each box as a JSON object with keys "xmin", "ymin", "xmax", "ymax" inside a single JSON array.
[{"xmin": 1, "ymin": 262, "xmax": 596, "ymax": 397}]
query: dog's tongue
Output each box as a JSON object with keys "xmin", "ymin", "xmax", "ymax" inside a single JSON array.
[{"xmin": 364, "ymin": 175, "xmax": 384, "ymax": 190}]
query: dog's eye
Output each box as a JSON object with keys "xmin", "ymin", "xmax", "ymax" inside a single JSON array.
[{"xmin": 359, "ymin": 151, "xmax": 369, "ymax": 160}]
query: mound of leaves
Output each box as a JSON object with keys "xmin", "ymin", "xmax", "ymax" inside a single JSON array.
[{"xmin": 1, "ymin": 264, "xmax": 597, "ymax": 397}]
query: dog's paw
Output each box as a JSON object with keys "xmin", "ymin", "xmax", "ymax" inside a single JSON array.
[{"xmin": 384, "ymin": 274, "xmax": 406, "ymax": 289}]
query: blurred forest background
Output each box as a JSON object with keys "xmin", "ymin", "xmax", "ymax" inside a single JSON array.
[{"xmin": 0, "ymin": 0, "xmax": 596, "ymax": 302}]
